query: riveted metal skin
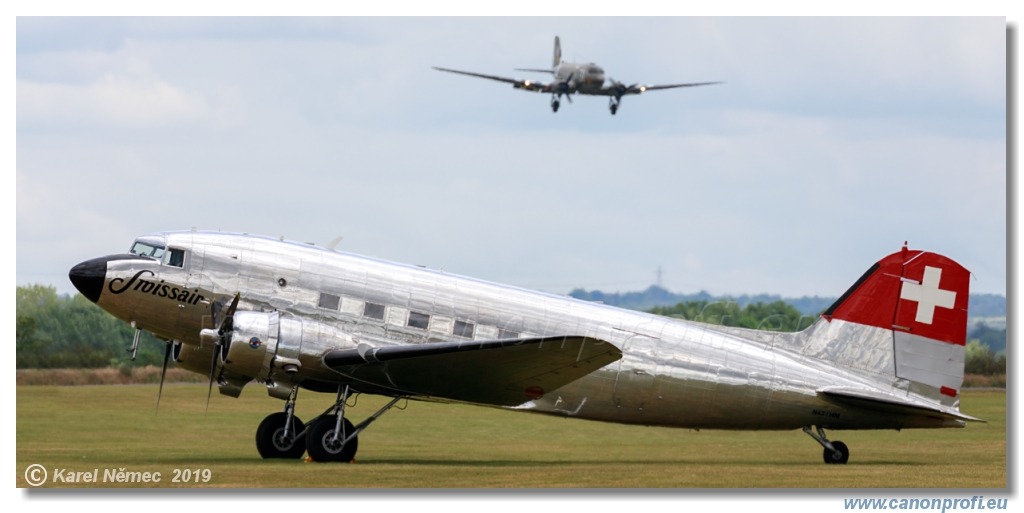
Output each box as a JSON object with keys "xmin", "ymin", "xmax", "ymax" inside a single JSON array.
[{"xmin": 71, "ymin": 231, "xmax": 978, "ymax": 432}]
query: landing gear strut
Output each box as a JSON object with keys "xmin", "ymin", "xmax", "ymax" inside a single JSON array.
[
  {"xmin": 609, "ymin": 96, "xmax": 621, "ymax": 115},
  {"xmin": 803, "ymin": 425, "xmax": 850, "ymax": 464},
  {"xmin": 255, "ymin": 385, "xmax": 405, "ymax": 462},
  {"xmin": 255, "ymin": 387, "xmax": 305, "ymax": 459},
  {"xmin": 307, "ymin": 414, "xmax": 357, "ymax": 462},
  {"xmin": 306, "ymin": 385, "xmax": 359, "ymax": 462}
]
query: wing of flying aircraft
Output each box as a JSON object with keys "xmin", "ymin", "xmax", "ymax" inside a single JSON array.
[
  {"xmin": 69, "ymin": 232, "xmax": 981, "ymax": 465},
  {"xmin": 434, "ymin": 36, "xmax": 722, "ymax": 114}
]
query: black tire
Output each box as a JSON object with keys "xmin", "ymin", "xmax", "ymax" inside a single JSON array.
[
  {"xmin": 306, "ymin": 414, "xmax": 358, "ymax": 463},
  {"xmin": 823, "ymin": 440, "xmax": 850, "ymax": 464},
  {"xmin": 552, "ymin": 101, "xmax": 560, "ymax": 112},
  {"xmin": 255, "ymin": 412, "xmax": 306, "ymax": 459}
]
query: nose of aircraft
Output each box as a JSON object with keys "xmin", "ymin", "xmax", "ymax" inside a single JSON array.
[{"xmin": 69, "ymin": 257, "xmax": 108, "ymax": 303}]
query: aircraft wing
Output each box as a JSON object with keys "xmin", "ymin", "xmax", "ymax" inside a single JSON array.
[
  {"xmin": 817, "ymin": 386, "xmax": 985, "ymax": 424},
  {"xmin": 323, "ymin": 336, "xmax": 620, "ymax": 406},
  {"xmin": 598, "ymin": 80, "xmax": 723, "ymax": 97},
  {"xmin": 433, "ymin": 66, "xmax": 552, "ymax": 92}
]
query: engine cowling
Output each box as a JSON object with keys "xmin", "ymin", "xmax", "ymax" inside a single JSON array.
[
  {"xmin": 178, "ymin": 310, "xmax": 358, "ymax": 399},
  {"xmin": 213, "ymin": 311, "xmax": 304, "ymax": 396},
  {"xmin": 222, "ymin": 311, "xmax": 274, "ymax": 380},
  {"xmin": 225, "ymin": 311, "xmax": 361, "ymax": 399}
]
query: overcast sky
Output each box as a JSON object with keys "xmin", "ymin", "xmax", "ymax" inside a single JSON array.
[{"xmin": 14, "ymin": 16, "xmax": 1008, "ymax": 299}]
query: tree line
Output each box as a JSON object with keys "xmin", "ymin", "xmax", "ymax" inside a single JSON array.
[
  {"xmin": 17, "ymin": 285, "xmax": 166, "ymax": 368},
  {"xmin": 15, "ymin": 284, "xmax": 1005, "ymax": 376},
  {"xmin": 648, "ymin": 299, "xmax": 819, "ymax": 332}
]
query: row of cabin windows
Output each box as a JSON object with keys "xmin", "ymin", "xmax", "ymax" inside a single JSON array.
[{"xmin": 317, "ymin": 291, "xmax": 521, "ymax": 340}]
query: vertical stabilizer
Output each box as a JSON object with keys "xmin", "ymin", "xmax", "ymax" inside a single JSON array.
[
  {"xmin": 553, "ymin": 36, "xmax": 562, "ymax": 67},
  {"xmin": 811, "ymin": 246, "xmax": 970, "ymax": 406}
]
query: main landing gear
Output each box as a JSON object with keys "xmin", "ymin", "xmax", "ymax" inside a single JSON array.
[
  {"xmin": 803, "ymin": 425, "xmax": 850, "ymax": 464},
  {"xmin": 551, "ymin": 90, "xmax": 572, "ymax": 113},
  {"xmin": 609, "ymin": 96, "xmax": 621, "ymax": 115},
  {"xmin": 254, "ymin": 385, "xmax": 404, "ymax": 463}
]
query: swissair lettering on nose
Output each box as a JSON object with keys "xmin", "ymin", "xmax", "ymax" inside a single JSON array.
[
  {"xmin": 900, "ymin": 266, "xmax": 956, "ymax": 325},
  {"xmin": 108, "ymin": 269, "xmax": 206, "ymax": 305}
]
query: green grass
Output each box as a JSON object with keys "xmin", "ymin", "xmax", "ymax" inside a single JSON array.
[{"xmin": 16, "ymin": 385, "xmax": 1006, "ymax": 489}]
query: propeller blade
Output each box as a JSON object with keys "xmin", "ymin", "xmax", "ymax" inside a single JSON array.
[
  {"xmin": 609, "ymin": 79, "xmax": 629, "ymax": 99},
  {"xmin": 205, "ymin": 342, "xmax": 218, "ymax": 415},
  {"xmin": 156, "ymin": 341, "xmax": 172, "ymax": 413},
  {"xmin": 218, "ymin": 294, "xmax": 240, "ymax": 335},
  {"xmin": 205, "ymin": 293, "xmax": 239, "ymax": 415},
  {"xmin": 128, "ymin": 326, "xmax": 141, "ymax": 361}
]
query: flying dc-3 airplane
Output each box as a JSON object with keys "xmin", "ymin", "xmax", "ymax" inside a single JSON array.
[
  {"xmin": 69, "ymin": 231, "xmax": 981, "ymax": 464},
  {"xmin": 434, "ymin": 36, "xmax": 722, "ymax": 115}
]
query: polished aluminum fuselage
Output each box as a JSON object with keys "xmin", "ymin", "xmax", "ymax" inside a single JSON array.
[{"xmin": 93, "ymin": 231, "xmax": 958, "ymax": 431}]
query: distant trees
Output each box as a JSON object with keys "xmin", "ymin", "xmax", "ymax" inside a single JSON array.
[
  {"xmin": 16, "ymin": 285, "xmax": 165, "ymax": 368},
  {"xmin": 648, "ymin": 300, "xmax": 817, "ymax": 332},
  {"xmin": 964, "ymin": 339, "xmax": 1006, "ymax": 376},
  {"xmin": 969, "ymin": 322, "xmax": 1006, "ymax": 354}
]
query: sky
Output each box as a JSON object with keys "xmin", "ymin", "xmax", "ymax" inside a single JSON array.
[{"xmin": 14, "ymin": 16, "xmax": 1009, "ymax": 301}]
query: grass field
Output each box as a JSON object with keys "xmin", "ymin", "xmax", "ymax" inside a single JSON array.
[{"xmin": 16, "ymin": 384, "xmax": 1007, "ymax": 489}]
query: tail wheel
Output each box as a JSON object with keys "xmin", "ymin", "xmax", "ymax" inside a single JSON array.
[
  {"xmin": 256, "ymin": 412, "xmax": 306, "ymax": 459},
  {"xmin": 306, "ymin": 414, "xmax": 359, "ymax": 463},
  {"xmin": 823, "ymin": 441, "xmax": 850, "ymax": 464}
]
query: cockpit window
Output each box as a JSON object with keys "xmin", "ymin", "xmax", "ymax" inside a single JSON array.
[
  {"xmin": 130, "ymin": 241, "xmax": 165, "ymax": 260},
  {"xmin": 164, "ymin": 248, "xmax": 186, "ymax": 268}
]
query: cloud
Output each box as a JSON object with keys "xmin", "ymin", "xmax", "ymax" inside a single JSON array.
[{"xmin": 18, "ymin": 73, "xmax": 208, "ymax": 130}]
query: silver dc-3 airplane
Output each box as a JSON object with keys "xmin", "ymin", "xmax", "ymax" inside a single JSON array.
[
  {"xmin": 69, "ymin": 230, "xmax": 981, "ymax": 464},
  {"xmin": 434, "ymin": 36, "xmax": 722, "ymax": 115}
]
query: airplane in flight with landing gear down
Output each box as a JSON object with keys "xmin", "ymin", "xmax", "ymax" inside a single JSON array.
[
  {"xmin": 69, "ymin": 231, "xmax": 982, "ymax": 464},
  {"xmin": 434, "ymin": 36, "xmax": 722, "ymax": 115}
]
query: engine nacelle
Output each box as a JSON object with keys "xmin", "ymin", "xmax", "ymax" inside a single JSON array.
[
  {"xmin": 217, "ymin": 311, "xmax": 302, "ymax": 394},
  {"xmin": 176, "ymin": 310, "xmax": 357, "ymax": 399},
  {"xmin": 222, "ymin": 311, "xmax": 355, "ymax": 398},
  {"xmin": 223, "ymin": 311, "xmax": 274, "ymax": 380}
]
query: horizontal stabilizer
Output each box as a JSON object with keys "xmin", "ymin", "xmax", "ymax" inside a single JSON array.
[
  {"xmin": 323, "ymin": 336, "xmax": 621, "ymax": 406},
  {"xmin": 818, "ymin": 386, "xmax": 984, "ymax": 424}
]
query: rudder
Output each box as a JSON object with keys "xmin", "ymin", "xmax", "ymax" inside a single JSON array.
[{"xmin": 819, "ymin": 245, "xmax": 970, "ymax": 406}]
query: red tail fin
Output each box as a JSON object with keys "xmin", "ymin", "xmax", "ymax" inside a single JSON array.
[
  {"xmin": 821, "ymin": 245, "xmax": 970, "ymax": 403},
  {"xmin": 823, "ymin": 246, "xmax": 969, "ymax": 345}
]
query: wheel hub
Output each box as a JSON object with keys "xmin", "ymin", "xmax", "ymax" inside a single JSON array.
[
  {"xmin": 321, "ymin": 431, "xmax": 345, "ymax": 454},
  {"xmin": 272, "ymin": 429, "xmax": 294, "ymax": 451}
]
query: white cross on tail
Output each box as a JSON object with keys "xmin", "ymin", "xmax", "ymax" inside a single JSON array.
[{"xmin": 899, "ymin": 266, "xmax": 956, "ymax": 325}]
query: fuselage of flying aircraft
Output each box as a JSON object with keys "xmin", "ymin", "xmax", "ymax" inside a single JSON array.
[{"xmin": 69, "ymin": 230, "xmax": 980, "ymax": 463}]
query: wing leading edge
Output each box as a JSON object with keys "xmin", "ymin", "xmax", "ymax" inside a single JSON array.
[
  {"xmin": 323, "ymin": 336, "xmax": 621, "ymax": 406},
  {"xmin": 596, "ymin": 80, "xmax": 723, "ymax": 97},
  {"xmin": 432, "ymin": 66, "xmax": 552, "ymax": 92}
]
